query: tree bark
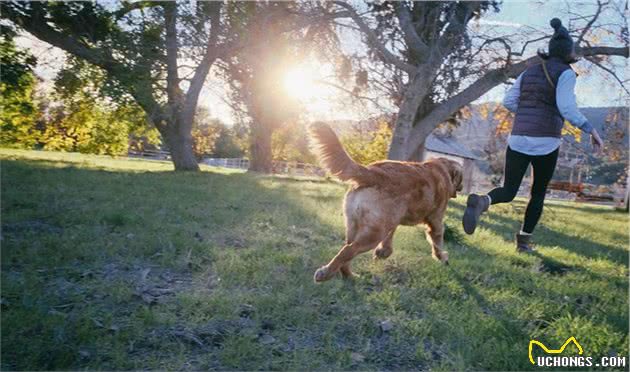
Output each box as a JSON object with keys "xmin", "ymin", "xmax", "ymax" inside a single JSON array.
[
  {"xmin": 407, "ymin": 139, "xmax": 426, "ymax": 162},
  {"xmin": 164, "ymin": 122, "xmax": 199, "ymax": 171},
  {"xmin": 388, "ymin": 69, "xmax": 432, "ymax": 160},
  {"xmin": 248, "ymin": 122, "xmax": 273, "ymax": 173}
]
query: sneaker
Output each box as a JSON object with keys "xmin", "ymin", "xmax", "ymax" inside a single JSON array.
[{"xmin": 462, "ymin": 194, "xmax": 489, "ymax": 235}]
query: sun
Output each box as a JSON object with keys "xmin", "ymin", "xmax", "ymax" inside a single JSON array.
[{"xmin": 283, "ymin": 64, "xmax": 321, "ymax": 101}]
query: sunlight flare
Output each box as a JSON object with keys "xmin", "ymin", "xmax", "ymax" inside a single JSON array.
[{"xmin": 283, "ymin": 64, "xmax": 325, "ymax": 101}]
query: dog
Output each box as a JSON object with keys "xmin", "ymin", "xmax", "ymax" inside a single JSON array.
[{"xmin": 309, "ymin": 122, "xmax": 463, "ymax": 282}]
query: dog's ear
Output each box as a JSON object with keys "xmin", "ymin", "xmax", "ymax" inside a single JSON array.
[{"xmin": 445, "ymin": 160, "xmax": 463, "ymax": 197}]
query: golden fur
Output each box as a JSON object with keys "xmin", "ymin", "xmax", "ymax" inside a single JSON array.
[{"xmin": 309, "ymin": 122, "xmax": 463, "ymax": 282}]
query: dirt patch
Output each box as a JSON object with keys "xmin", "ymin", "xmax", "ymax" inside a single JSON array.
[{"xmin": 212, "ymin": 232, "xmax": 248, "ymax": 249}]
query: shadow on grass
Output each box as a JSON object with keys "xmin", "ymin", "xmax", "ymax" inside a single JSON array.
[
  {"xmin": 3, "ymin": 159, "xmax": 443, "ymax": 370},
  {"xmin": 450, "ymin": 202, "xmax": 629, "ymax": 267},
  {"xmin": 3, "ymin": 160, "xmax": 349, "ymax": 369},
  {"xmin": 2, "ymin": 158, "xmax": 627, "ymax": 370}
]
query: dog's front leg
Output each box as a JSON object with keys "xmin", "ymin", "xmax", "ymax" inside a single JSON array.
[{"xmin": 425, "ymin": 221, "xmax": 449, "ymax": 264}]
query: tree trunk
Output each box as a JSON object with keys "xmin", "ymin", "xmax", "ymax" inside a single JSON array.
[
  {"xmin": 164, "ymin": 123, "xmax": 199, "ymax": 171},
  {"xmin": 407, "ymin": 138, "xmax": 426, "ymax": 162},
  {"xmin": 388, "ymin": 101, "xmax": 415, "ymax": 160},
  {"xmin": 388, "ymin": 67, "xmax": 434, "ymax": 160},
  {"xmin": 248, "ymin": 123, "xmax": 273, "ymax": 173}
]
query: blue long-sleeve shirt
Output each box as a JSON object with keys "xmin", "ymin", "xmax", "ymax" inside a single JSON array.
[{"xmin": 503, "ymin": 69, "xmax": 593, "ymax": 155}]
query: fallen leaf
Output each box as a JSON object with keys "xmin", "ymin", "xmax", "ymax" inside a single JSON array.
[
  {"xmin": 351, "ymin": 352, "xmax": 365, "ymax": 363},
  {"xmin": 379, "ymin": 319, "xmax": 394, "ymax": 332},
  {"xmin": 258, "ymin": 334, "xmax": 276, "ymax": 345},
  {"xmin": 140, "ymin": 268, "xmax": 151, "ymax": 282}
]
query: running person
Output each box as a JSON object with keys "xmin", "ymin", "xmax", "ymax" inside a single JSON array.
[{"xmin": 462, "ymin": 18, "xmax": 604, "ymax": 252}]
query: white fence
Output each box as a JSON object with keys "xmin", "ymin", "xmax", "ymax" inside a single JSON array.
[
  {"xmin": 128, "ymin": 149, "xmax": 171, "ymax": 160},
  {"xmin": 203, "ymin": 158, "xmax": 326, "ymax": 177}
]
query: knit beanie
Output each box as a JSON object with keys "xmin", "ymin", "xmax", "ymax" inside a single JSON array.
[{"xmin": 548, "ymin": 18, "xmax": 574, "ymax": 60}]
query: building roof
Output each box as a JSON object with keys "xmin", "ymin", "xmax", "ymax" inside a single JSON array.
[{"xmin": 425, "ymin": 134, "xmax": 479, "ymax": 160}]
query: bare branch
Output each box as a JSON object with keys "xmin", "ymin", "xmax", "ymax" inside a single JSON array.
[
  {"xmin": 576, "ymin": 0, "xmax": 608, "ymax": 45},
  {"xmin": 470, "ymin": 37, "xmax": 512, "ymax": 64},
  {"xmin": 585, "ymin": 56, "xmax": 630, "ymax": 95},
  {"xmin": 433, "ymin": 2, "xmax": 482, "ymax": 63},
  {"xmin": 182, "ymin": 1, "xmax": 223, "ymax": 124},
  {"xmin": 317, "ymin": 80, "xmax": 391, "ymax": 112},
  {"xmin": 578, "ymin": 45, "xmax": 630, "ymax": 57},
  {"xmin": 405, "ymin": 44, "xmax": 630, "ymax": 152},
  {"xmin": 114, "ymin": 1, "xmax": 161, "ymax": 20},
  {"xmin": 164, "ymin": 2, "xmax": 182, "ymax": 106},
  {"xmin": 511, "ymin": 34, "xmax": 550, "ymax": 57},
  {"xmin": 331, "ymin": 1, "xmax": 416, "ymax": 75},
  {"xmin": 394, "ymin": 2, "xmax": 430, "ymax": 61}
]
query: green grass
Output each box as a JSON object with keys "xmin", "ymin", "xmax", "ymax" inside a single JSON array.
[{"xmin": 1, "ymin": 148, "xmax": 628, "ymax": 371}]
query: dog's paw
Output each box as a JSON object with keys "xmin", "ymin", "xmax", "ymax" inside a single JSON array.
[
  {"xmin": 314, "ymin": 266, "xmax": 334, "ymax": 283},
  {"xmin": 373, "ymin": 247, "xmax": 393, "ymax": 260},
  {"xmin": 432, "ymin": 251, "xmax": 449, "ymax": 265},
  {"xmin": 441, "ymin": 251, "xmax": 449, "ymax": 265}
]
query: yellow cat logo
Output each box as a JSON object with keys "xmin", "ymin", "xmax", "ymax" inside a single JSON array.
[{"xmin": 529, "ymin": 337, "xmax": 584, "ymax": 365}]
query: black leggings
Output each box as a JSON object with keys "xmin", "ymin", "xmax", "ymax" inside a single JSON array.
[{"xmin": 488, "ymin": 146, "xmax": 559, "ymax": 233}]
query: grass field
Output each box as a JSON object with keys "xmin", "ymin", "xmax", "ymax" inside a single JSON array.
[{"xmin": 1, "ymin": 148, "xmax": 628, "ymax": 371}]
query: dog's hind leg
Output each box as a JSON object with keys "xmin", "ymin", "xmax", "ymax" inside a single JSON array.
[
  {"xmin": 314, "ymin": 227, "xmax": 385, "ymax": 282},
  {"xmin": 345, "ymin": 217, "xmax": 358, "ymax": 244},
  {"xmin": 425, "ymin": 220, "xmax": 449, "ymax": 264},
  {"xmin": 373, "ymin": 227, "xmax": 397, "ymax": 260},
  {"xmin": 340, "ymin": 262, "xmax": 354, "ymax": 279},
  {"xmin": 339, "ymin": 217, "xmax": 360, "ymax": 279}
]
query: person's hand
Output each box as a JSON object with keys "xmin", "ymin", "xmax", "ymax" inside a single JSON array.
[{"xmin": 590, "ymin": 129, "xmax": 604, "ymax": 156}]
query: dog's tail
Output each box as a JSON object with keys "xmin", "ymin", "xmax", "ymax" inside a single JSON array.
[{"xmin": 309, "ymin": 122, "xmax": 376, "ymax": 185}]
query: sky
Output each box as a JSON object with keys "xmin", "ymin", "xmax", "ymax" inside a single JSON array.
[{"xmin": 18, "ymin": 0, "xmax": 629, "ymax": 126}]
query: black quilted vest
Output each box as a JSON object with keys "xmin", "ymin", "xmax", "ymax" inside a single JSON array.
[{"xmin": 511, "ymin": 57, "xmax": 572, "ymax": 138}]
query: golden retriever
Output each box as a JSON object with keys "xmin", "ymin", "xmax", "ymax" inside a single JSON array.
[{"xmin": 309, "ymin": 122, "xmax": 463, "ymax": 282}]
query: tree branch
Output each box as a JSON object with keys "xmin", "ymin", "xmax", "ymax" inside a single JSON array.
[
  {"xmin": 317, "ymin": 80, "xmax": 391, "ymax": 112},
  {"xmin": 164, "ymin": 2, "xmax": 182, "ymax": 107},
  {"xmin": 394, "ymin": 2, "xmax": 430, "ymax": 62},
  {"xmin": 0, "ymin": 2, "xmax": 167, "ymax": 129},
  {"xmin": 331, "ymin": 1, "xmax": 416, "ymax": 75},
  {"xmin": 406, "ymin": 44, "xmax": 630, "ymax": 152},
  {"xmin": 182, "ymin": 1, "xmax": 223, "ymax": 125},
  {"xmin": 433, "ymin": 2, "xmax": 481, "ymax": 63},
  {"xmin": 113, "ymin": 1, "xmax": 162, "ymax": 20},
  {"xmin": 578, "ymin": 45, "xmax": 630, "ymax": 57},
  {"xmin": 585, "ymin": 56, "xmax": 630, "ymax": 95},
  {"xmin": 576, "ymin": 0, "xmax": 607, "ymax": 45}
]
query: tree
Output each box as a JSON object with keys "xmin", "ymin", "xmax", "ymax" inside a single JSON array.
[
  {"xmin": 40, "ymin": 57, "xmax": 159, "ymax": 155},
  {"xmin": 272, "ymin": 120, "xmax": 316, "ymax": 164},
  {"xmin": 220, "ymin": 2, "xmax": 319, "ymax": 172},
  {"xmin": 330, "ymin": 0, "xmax": 629, "ymax": 161},
  {"xmin": 340, "ymin": 117, "xmax": 393, "ymax": 165},
  {"xmin": 0, "ymin": 32, "xmax": 41, "ymax": 148},
  {"xmin": 42, "ymin": 91, "xmax": 153, "ymax": 156},
  {"xmin": 1, "ymin": 1, "xmax": 232, "ymax": 170},
  {"xmin": 212, "ymin": 124, "xmax": 244, "ymax": 159},
  {"xmin": 190, "ymin": 107, "xmax": 222, "ymax": 160}
]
